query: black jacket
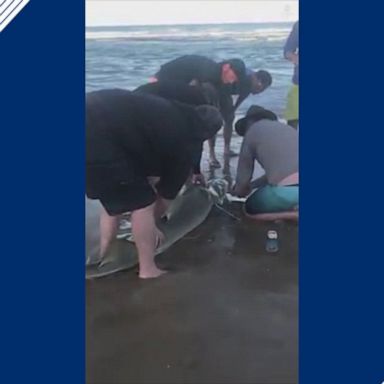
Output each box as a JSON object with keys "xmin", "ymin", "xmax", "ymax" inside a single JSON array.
[{"xmin": 86, "ymin": 89, "xmax": 206, "ymax": 199}]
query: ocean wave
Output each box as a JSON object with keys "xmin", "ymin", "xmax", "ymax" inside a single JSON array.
[{"xmin": 86, "ymin": 27, "xmax": 291, "ymax": 42}]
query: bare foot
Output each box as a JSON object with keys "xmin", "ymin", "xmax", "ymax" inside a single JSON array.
[
  {"xmin": 209, "ymin": 158, "xmax": 221, "ymax": 168},
  {"xmin": 139, "ymin": 267, "xmax": 168, "ymax": 279}
]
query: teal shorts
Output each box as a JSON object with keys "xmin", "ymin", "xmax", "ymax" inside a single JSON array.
[{"xmin": 245, "ymin": 185, "xmax": 299, "ymax": 214}]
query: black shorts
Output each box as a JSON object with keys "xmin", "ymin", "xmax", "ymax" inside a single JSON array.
[{"xmin": 86, "ymin": 160, "xmax": 157, "ymax": 216}]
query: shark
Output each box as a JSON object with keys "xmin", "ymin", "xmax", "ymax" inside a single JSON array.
[{"xmin": 85, "ymin": 180, "xmax": 228, "ymax": 279}]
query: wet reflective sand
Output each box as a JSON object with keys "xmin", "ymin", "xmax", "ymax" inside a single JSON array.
[{"xmin": 86, "ymin": 136, "xmax": 298, "ymax": 383}]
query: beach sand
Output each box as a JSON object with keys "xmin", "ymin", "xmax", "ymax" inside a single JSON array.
[{"xmin": 86, "ymin": 136, "xmax": 298, "ymax": 383}]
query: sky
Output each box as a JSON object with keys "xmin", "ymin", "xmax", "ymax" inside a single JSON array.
[{"xmin": 86, "ymin": 0, "xmax": 299, "ymax": 26}]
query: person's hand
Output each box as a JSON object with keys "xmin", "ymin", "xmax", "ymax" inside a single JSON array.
[
  {"xmin": 286, "ymin": 52, "xmax": 299, "ymax": 66},
  {"xmin": 292, "ymin": 53, "xmax": 299, "ymax": 65},
  {"xmin": 289, "ymin": 52, "xmax": 299, "ymax": 65},
  {"xmin": 191, "ymin": 173, "xmax": 206, "ymax": 186},
  {"xmin": 155, "ymin": 227, "xmax": 165, "ymax": 249}
]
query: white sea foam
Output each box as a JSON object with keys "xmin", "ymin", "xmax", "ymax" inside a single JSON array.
[{"xmin": 86, "ymin": 26, "xmax": 291, "ymax": 41}]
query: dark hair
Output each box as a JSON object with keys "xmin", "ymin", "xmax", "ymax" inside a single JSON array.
[
  {"xmin": 172, "ymin": 102, "xmax": 222, "ymax": 140},
  {"xmin": 255, "ymin": 70, "xmax": 272, "ymax": 87},
  {"xmin": 221, "ymin": 58, "xmax": 247, "ymax": 80},
  {"xmin": 235, "ymin": 105, "xmax": 277, "ymax": 136}
]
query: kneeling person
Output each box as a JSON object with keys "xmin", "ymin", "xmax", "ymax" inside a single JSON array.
[
  {"xmin": 86, "ymin": 90, "xmax": 222, "ymax": 278},
  {"xmin": 232, "ymin": 106, "xmax": 298, "ymax": 219}
]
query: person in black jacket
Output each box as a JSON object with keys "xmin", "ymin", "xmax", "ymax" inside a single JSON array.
[
  {"xmin": 86, "ymin": 89, "xmax": 222, "ymax": 279},
  {"xmin": 151, "ymin": 55, "xmax": 272, "ymax": 167},
  {"xmin": 153, "ymin": 54, "xmax": 247, "ymax": 88},
  {"xmin": 208, "ymin": 69, "xmax": 272, "ymax": 167}
]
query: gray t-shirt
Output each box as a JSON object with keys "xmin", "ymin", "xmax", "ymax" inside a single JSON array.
[{"xmin": 235, "ymin": 119, "xmax": 298, "ymax": 188}]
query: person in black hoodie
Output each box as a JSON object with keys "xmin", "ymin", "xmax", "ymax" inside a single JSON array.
[
  {"xmin": 86, "ymin": 89, "xmax": 222, "ymax": 279},
  {"xmin": 153, "ymin": 55, "xmax": 246, "ymax": 88}
]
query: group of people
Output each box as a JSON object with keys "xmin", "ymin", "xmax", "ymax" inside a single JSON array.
[{"xmin": 86, "ymin": 22, "xmax": 299, "ymax": 279}]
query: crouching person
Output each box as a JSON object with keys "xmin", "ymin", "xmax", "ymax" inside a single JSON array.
[{"xmin": 232, "ymin": 105, "xmax": 298, "ymax": 220}]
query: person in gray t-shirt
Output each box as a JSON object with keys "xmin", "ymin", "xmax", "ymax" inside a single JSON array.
[{"xmin": 233, "ymin": 105, "xmax": 299, "ymax": 219}]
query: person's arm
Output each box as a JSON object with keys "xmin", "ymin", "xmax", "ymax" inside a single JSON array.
[
  {"xmin": 250, "ymin": 174, "xmax": 268, "ymax": 189},
  {"xmin": 233, "ymin": 71, "xmax": 253, "ymax": 110},
  {"xmin": 190, "ymin": 142, "xmax": 206, "ymax": 185},
  {"xmin": 284, "ymin": 22, "xmax": 299, "ymax": 64},
  {"xmin": 191, "ymin": 142, "xmax": 203, "ymax": 174},
  {"xmin": 233, "ymin": 139, "xmax": 255, "ymax": 197},
  {"xmin": 156, "ymin": 154, "xmax": 192, "ymax": 200},
  {"xmin": 285, "ymin": 51, "xmax": 299, "ymax": 66},
  {"xmin": 233, "ymin": 91, "xmax": 248, "ymax": 111}
]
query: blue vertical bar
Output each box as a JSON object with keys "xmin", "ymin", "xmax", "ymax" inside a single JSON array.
[
  {"xmin": 1, "ymin": 0, "xmax": 85, "ymax": 382},
  {"xmin": 300, "ymin": 0, "xmax": 384, "ymax": 383}
]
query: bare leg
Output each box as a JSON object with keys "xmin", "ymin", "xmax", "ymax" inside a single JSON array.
[
  {"xmin": 147, "ymin": 177, "xmax": 171, "ymax": 219},
  {"xmin": 220, "ymin": 93, "xmax": 236, "ymax": 156},
  {"xmin": 223, "ymin": 115, "xmax": 236, "ymax": 156},
  {"xmin": 131, "ymin": 202, "xmax": 167, "ymax": 279},
  {"xmin": 245, "ymin": 211, "xmax": 298, "ymax": 221},
  {"xmin": 208, "ymin": 136, "xmax": 221, "ymax": 168},
  {"xmin": 99, "ymin": 206, "xmax": 120, "ymax": 258}
]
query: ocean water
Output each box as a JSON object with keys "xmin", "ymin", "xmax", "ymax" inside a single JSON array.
[{"xmin": 86, "ymin": 22, "xmax": 294, "ymax": 118}]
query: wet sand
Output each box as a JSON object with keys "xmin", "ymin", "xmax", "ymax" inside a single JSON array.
[{"xmin": 86, "ymin": 136, "xmax": 298, "ymax": 383}]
